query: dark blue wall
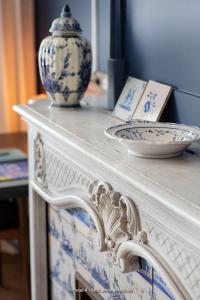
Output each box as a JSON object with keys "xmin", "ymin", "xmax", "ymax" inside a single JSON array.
[
  {"xmin": 35, "ymin": 0, "xmax": 91, "ymax": 49},
  {"xmin": 124, "ymin": 0, "xmax": 200, "ymax": 125},
  {"xmin": 97, "ymin": 0, "xmax": 110, "ymax": 71},
  {"xmin": 35, "ymin": 0, "xmax": 109, "ymax": 72},
  {"xmin": 35, "ymin": 0, "xmax": 200, "ymax": 126}
]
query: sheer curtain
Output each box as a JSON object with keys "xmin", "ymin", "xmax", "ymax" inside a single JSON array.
[{"xmin": 0, "ymin": 0, "xmax": 36, "ymax": 133}]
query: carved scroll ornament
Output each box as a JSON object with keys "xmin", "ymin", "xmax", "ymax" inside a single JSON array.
[
  {"xmin": 89, "ymin": 180, "xmax": 144, "ymax": 254},
  {"xmin": 35, "ymin": 133, "xmax": 47, "ymax": 187}
]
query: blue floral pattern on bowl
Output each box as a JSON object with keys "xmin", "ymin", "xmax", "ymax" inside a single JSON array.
[
  {"xmin": 115, "ymin": 127, "xmax": 198, "ymax": 143},
  {"xmin": 105, "ymin": 121, "xmax": 200, "ymax": 158}
]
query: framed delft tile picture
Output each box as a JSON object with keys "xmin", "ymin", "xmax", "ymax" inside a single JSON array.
[
  {"xmin": 133, "ymin": 80, "xmax": 172, "ymax": 121},
  {"xmin": 112, "ymin": 76, "xmax": 147, "ymax": 122}
]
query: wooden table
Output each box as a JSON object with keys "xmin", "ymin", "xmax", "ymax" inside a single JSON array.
[{"xmin": 0, "ymin": 132, "xmax": 27, "ymax": 153}]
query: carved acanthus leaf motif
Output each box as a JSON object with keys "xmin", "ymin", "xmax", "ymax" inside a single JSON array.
[
  {"xmin": 89, "ymin": 180, "xmax": 141, "ymax": 253},
  {"xmin": 35, "ymin": 134, "xmax": 47, "ymax": 187}
]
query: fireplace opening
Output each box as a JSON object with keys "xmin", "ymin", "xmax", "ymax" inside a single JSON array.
[{"xmin": 75, "ymin": 272, "xmax": 104, "ymax": 300}]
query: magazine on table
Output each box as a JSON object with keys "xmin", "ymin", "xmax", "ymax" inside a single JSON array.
[{"xmin": 0, "ymin": 148, "xmax": 28, "ymax": 188}]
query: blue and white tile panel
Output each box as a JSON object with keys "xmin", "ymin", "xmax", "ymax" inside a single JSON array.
[{"xmin": 48, "ymin": 206, "xmax": 175, "ymax": 300}]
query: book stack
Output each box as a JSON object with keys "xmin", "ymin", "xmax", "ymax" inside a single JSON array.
[{"xmin": 0, "ymin": 148, "xmax": 28, "ymax": 188}]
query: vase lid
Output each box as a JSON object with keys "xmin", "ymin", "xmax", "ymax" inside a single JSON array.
[{"xmin": 50, "ymin": 5, "xmax": 82, "ymax": 35}]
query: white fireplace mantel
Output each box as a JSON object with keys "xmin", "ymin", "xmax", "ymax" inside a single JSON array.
[{"xmin": 14, "ymin": 98, "xmax": 200, "ymax": 300}]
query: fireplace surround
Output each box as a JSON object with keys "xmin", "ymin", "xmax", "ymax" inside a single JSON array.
[{"xmin": 14, "ymin": 98, "xmax": 200, "ymax": 300}]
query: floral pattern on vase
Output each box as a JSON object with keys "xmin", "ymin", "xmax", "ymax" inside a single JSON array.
[{"xmin": 38, "ymin": 5, "xmax": 92, "ymax": 108}]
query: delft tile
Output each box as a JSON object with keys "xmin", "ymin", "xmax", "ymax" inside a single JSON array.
[
  {"xmin": 133, "ymin": 80, "xmax": 172, "ymax": 122},
  {"xmin": 49, "ymin": 206, "xmax": 157, "ymax": 300},
  {"xmin": 60, "ymin": 259, "xmax": 76, "ymax": 299},
  {"xmin": 88, "ymin": 226, "xmax": 111, "ymax": 291},
  {"xmin": 48, "ymin": 205, "xmax": 62, "ymax": 244},
  {"xmin": 50, "ymin": 253, "xmax": 75, "ymax": 300},
  {"xmin": 109, "ymin": 261, "xmax": 132, "ymax": 300},
  {"xmin": 48, "ymin": 206, "xmax": 62, "ymax": 269},
  {"xmin": 131, "ymin": 258, "xmax": 154, "ymax": 300},
  {"xmin": 72, "ymin": 208, "xmax": 95, "ymax": 237},
  {"xmin": 50, "ymin": 255, "xmax": 63, "ymax": 292},
  {"xmin": 60, "ymin": 207, "xmax": 95, "ymax": 237},
  {"xmin": 74, "ymin": 230, "xmax": 93, "ymax": 283},
  {"xmin": 138, "ymin": 258, "xmax": 153, "ymax": 286},
  {"xmin": 49, "ymin": 231, "xmax": 62, "ymax": 289},
  {"xmin": 129, "ymin": 272, "xmax": 153, "ymax": 300},
  {"xmin": 71, "ymin": 208, "xmax": 93, "ymax": 228},
  {"xmin": 73, "ymin": 215, "xmax": 90, "ymax": 237},
  {"xmin": 60, "ymin": 212, "xmax": 77, "ymax": 266},
  {"xmin": 153, "ymin": 286, "xmax": 175, "ymax": 300},
  {"xmin": 49, "ymin": 242, "xmax": 60, "ymax": 277},
  {"xmin": 49, "ymin": 205, "xmax": 62, "ymax": 231},
  {"xmin": 153, "ymin": 269, "xmax": 175, "ymax": 300},
  {"xmin": 60, "ymin": 208, "xmax": 74, "ymax": 225},
  {"xmin": 51, "ymin": 279, "xmax": 74, "ymax": 300},
  {"xmin": 90, "ymin": 251, "xmax": 110, "ymax": 290},
  {"xmin": 51, "ymin": 280, "xmax": 61, "ymax": 300},
  {"xmin": 90, "ymin": 250, "xmax": 112, "ymax": 300}
]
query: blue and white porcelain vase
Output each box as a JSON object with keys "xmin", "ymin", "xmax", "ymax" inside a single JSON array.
[{"xmin": 38, "ymin": 5, "xmax": 92, "ymax": 108}]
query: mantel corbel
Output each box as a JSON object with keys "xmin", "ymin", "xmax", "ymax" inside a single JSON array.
[
  {"xmin": 89, "ymin": 180, "xmax": 142, "ymax": 254},
  {"xmin": 117, "ymin": 240, "xmax": 192, "ymax": 300}
]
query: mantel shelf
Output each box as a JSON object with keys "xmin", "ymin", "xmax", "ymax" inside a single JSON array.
[
  {"xmin": 14, "ymin": 96, "xmax": 200, "ymax": 300},
  {"xmin": 14, "ymin": 97, "xmax": 200, "ymax": 233}
]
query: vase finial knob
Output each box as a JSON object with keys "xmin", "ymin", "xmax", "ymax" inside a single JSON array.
[{"xmin": 61, "ymin": 4, "xmax": 71, "ymax": 17}]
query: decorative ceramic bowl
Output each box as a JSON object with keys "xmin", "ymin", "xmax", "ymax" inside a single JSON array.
[{"xmin": 105, "ymin": 121, "xmax": 200, "ymax": 158}]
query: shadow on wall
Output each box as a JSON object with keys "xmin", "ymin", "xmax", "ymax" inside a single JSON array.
[{"xmin": 160, "ymin": 92, "xmax": 178, "ymax": 123}]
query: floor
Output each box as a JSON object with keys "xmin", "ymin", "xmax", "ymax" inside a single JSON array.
[{"xmin": 0, "ymin": 254, "xmax": 24, "ymax": 300}]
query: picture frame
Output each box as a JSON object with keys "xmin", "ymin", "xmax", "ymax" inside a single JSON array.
[
  {"xmin": 112, "ymin": 77, "xmax": 147, "ymax": 121},
  {"xmin": 133, "ymin": 80, "xmax": 172, "ymax": 121}
]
